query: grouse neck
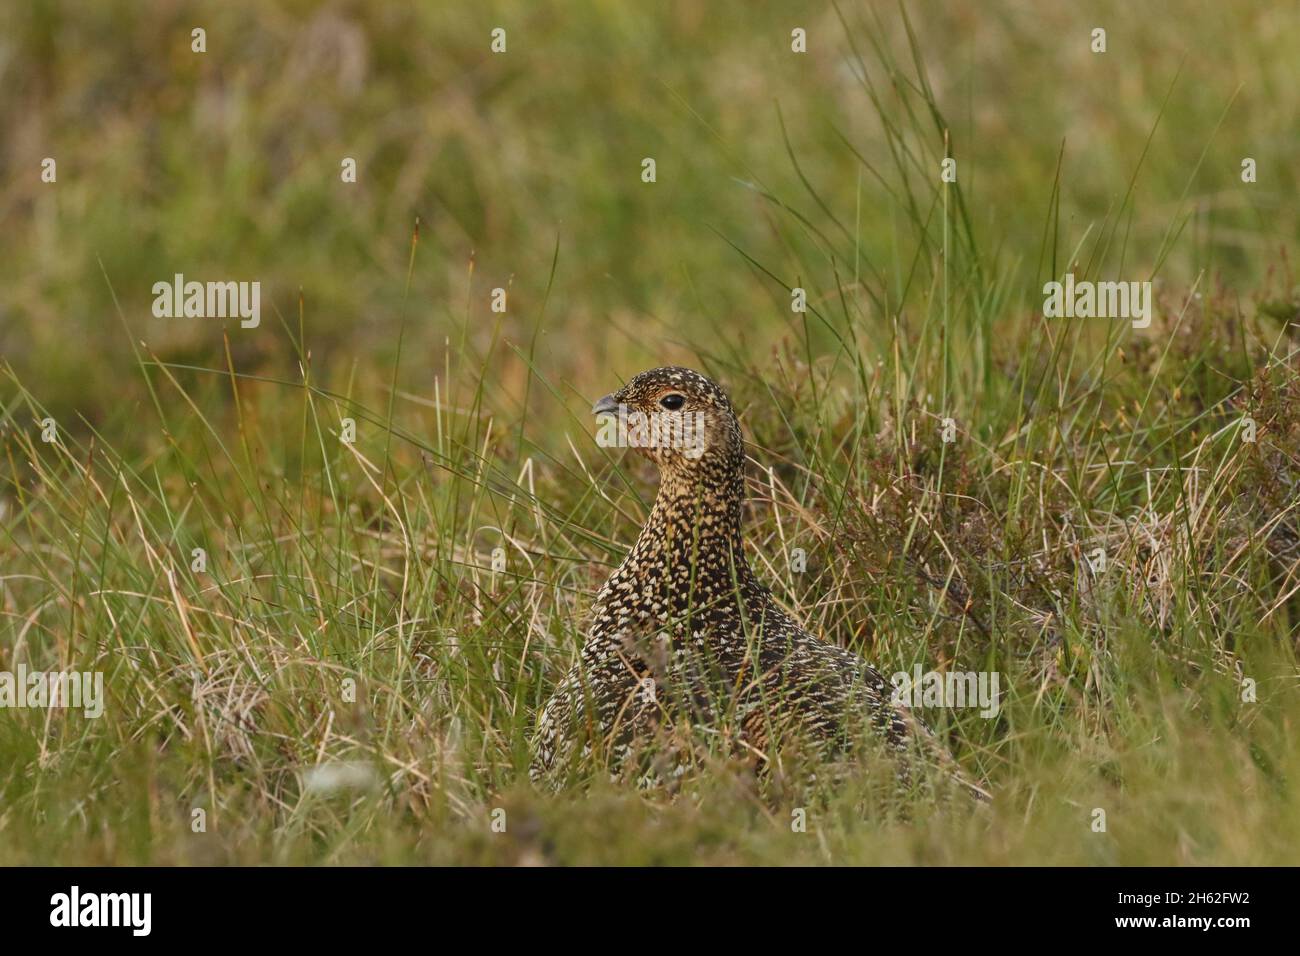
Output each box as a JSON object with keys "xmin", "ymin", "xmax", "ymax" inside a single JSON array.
[{"xmin": 618, "ymin": 460, "xmax": 759, "ymax": 598}]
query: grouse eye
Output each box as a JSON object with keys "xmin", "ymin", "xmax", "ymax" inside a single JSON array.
[{"xmin": 659, "ymin": 393, "xmax": 686, "ymax": 410}]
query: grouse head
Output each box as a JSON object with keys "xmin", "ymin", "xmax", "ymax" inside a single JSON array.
[{"xmin": 592, "ymin": 366, "xmax": 743, "ymax": 477}]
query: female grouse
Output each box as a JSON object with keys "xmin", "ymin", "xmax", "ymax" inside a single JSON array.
[{"xmin": 531, "ymin": 366, "xmax": 987, "ymax": 800}]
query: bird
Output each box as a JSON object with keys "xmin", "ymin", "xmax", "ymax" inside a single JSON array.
[{"xmin": 530, "ymin": 365, "xmax": 988, "ymax": 801}]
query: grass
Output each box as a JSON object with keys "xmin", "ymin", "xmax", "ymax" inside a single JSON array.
[{"xmin": 1, "ymin": 0, "xmax": 1298, "ymax": 864}]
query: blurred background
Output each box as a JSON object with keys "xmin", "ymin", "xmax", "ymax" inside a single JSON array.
[{"xmin": 2, "ymin": 0, "xmax": 1296, "ymax": 430}]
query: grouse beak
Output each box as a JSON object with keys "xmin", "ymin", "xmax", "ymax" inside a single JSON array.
[{"xmin": 592, "ymin": 394, "xmax": 620, "ymax": 417}]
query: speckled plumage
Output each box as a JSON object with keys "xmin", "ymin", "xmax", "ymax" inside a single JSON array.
[{"xmin": 531, "ymin": 366, "xmax": 987, "ymax": 800}]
